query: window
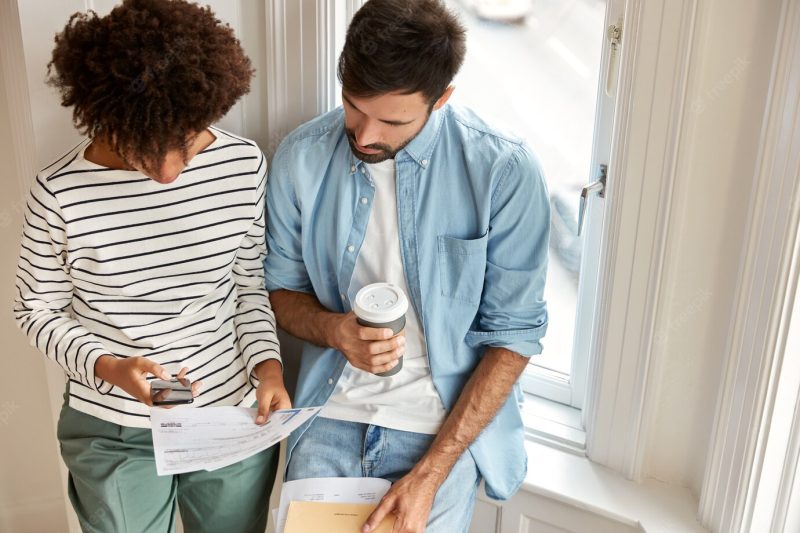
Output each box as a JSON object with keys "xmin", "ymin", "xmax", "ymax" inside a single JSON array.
[{"xmin": 444, "ymin": 0, "xmax": 609, "ymax": 409}]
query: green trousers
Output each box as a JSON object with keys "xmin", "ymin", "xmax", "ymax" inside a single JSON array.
[{"xmin": 57, "ymin": 399, "xmax": 278, "ymax": 533}]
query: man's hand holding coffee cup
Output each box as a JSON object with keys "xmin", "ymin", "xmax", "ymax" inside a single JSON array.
[{"xmin": 330, "ymin": 312, "xmax": 406, "ymax": 374}]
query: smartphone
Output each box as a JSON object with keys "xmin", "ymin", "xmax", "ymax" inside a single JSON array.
[{"xmin": 151, "ymin": 377, "xmax": 194, "ymax": 406}]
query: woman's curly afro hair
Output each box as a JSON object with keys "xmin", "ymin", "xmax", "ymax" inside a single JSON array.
[{"xmin": 47, "ymin": 0, "xmax": 254, "ymax": 173}]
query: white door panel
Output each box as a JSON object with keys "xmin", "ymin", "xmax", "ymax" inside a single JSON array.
[
  {"xmin": 501, "ymin": 491, "xmax": 642, "ymax": 533},
  {"xmin": 470, "ymin": 495, "xmax": 501, "ymax": 533}
]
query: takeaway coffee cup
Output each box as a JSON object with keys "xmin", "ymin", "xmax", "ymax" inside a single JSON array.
[{"xmin": 353, "ymin": 282, "xmax": 408, "ymax": 377}]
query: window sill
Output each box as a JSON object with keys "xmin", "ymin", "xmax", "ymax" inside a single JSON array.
[
  {"xmin": 513, "ymin": 395, "xmax": 705, "ymax": 532},
  {"xmin": 514, "ymin": 440, "xmax": 707, "ymax": 532},
  {"xmin": 521, "ymin": 392, "xmax": 586, "ymax": 455}
]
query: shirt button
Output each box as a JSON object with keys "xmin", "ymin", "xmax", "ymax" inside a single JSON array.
[
  {"xmin": 347, "ymin": 245, "xmax": 355, "ymax": 253},
  {"xmin": 327, "ymin": 378, "xmax": 333, "ymax": 385},
  {"xmin": 360, "ymin": 197, "xmax": 368, "ymax": 204},
  {"xmin": 340, "ymin": 293, "xmax": 347, "ymax": 300},
  {"xmin": 360, "ymin": 167, "xmax": 366, "ymax": 174},
  {"xmin": 351, "ymin": 165, "xmax": 356, "ymax": 172},
  {"xmin": 421, "ymin": 159, "xmax": 428, "ymax": 167}
]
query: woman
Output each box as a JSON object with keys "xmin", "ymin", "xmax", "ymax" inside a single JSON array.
[{"xmin": 13, "ymin": 1, "xmax": 289, "ymax": 531}]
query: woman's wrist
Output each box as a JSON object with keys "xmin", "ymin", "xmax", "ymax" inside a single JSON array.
[
  {"xmin": 94, "ymin": 354, "xmax": 118, "ymax": 382},
  {"xmin": 254, "ymin": 358, "xmax": 283, "ymax": 381}
]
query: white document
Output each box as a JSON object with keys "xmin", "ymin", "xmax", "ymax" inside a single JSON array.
[
  {"xmin": 150, "ymin": 406, "xmax": 320, "ymax": 476},
  {"xmin": 276, "ymin": 477, "xmax": 392, "ymax": 533}
]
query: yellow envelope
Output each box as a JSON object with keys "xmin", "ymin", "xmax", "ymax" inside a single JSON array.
[{"xmin": 284, "ymin": 501, "xmax": 395, "ymax": 533}]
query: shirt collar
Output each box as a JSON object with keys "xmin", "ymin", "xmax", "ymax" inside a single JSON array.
[
  {"xmin": 400, "ymin": 105, "xmax": 444, "ymax": 168},
  {"xmin": 347, "ymin": 105, "xmax": 446, "ymax": 173}
]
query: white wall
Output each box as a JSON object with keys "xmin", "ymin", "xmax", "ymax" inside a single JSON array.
[
  {"xmin": 643, "ymin": 0, "xmax": 782, "ymax": 497},
  {"xmin": 0, "ymin": 2, "xmax": 70, "ymax": 531}
]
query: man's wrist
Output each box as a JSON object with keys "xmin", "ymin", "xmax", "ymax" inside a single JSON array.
[
  {"xmin": 320, "ymin": 312, "xmax": 343, "ymax": 351},
  {"xmin": 412, "ymin": 452, "xmax": 456, "ymax": 486}
]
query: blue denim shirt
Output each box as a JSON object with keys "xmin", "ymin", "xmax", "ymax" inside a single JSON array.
[{"xmin": 265, "ymin": 104, "xmax": 549, "ymax": 500}]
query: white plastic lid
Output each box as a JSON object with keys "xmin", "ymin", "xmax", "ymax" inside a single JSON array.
[{"xmin": 353, "ymin": 283, "xmax": 409, "ymax": 323}]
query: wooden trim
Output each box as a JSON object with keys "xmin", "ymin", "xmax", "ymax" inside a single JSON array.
[
  {"xmin": 583, "ymin": 0, "xmax": 700, "ymax": 480},
  {"xmin": 264, "ymin": 0, "xmax": 290, "ymax": 157},
  {"xmin": 698, "ymin": 0, "xmax": 800, "ymax": 529},
  {"xmin": 264, "ymin": 0, "xmax": 363, "ymax": 158}
]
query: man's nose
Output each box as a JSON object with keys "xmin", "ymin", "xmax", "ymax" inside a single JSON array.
[{"xmin": 354, "ymin": 119, "xmax": 382, "ymax": 147}]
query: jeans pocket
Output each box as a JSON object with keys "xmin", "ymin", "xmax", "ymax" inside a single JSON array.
[{"xmin": 437, "ymin": 233, "xmax": 488, "ymax": 305}]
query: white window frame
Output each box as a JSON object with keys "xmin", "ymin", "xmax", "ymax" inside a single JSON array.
[
  {"xmin": 578, "ymin": 0, "xmax": 704, "ymax": 481},
  {"xmin": 699, "ymin": 1, "xmax": 800, "ymax": 530}
]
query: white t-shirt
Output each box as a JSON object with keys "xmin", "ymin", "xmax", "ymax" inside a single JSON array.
[{"xmin": 320, "ymin": 159, "xmax": 447, "ymax": 434}]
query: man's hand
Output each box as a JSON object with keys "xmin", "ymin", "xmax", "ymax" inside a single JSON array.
[
  {"xmin": 365, "ymin": 347, "xmax": 529, "ymax": 532},
  {"xmin": 94, "ymin": 355, "xmax": 202, "ymax": 406},
  {"xmin": 253, "ymin": 359, "xmax": 292, "ymax": 424},
  {"xmin": 363, "ymin": 467, "xmax": 444, "ymax": 533},
  {"xmin": 330, "ymin": 312, "xmax": 405, "ymax": 374}
]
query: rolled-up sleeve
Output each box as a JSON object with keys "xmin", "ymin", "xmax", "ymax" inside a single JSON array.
[
  {"xmin": 264, "ymin": 140, "xmax": 313, "ymax": 294},
  {"xmin": 465, "ymin": 143, "xmax": 550, "ymax": 356}
]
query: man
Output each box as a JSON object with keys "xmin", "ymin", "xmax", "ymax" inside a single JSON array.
[{"xmin": 266, "ymin": 0, "xmax": 549, "ymax": 531}]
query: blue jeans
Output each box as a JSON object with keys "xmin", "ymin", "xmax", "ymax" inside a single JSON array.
[{"xmin": 286, "ymin": 416, "xmax": 481, "ymax": 533}]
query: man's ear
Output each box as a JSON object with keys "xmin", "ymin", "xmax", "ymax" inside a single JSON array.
[{"xmin": 433, "ymin": 85, "xmax": 456, "ymax": 110}]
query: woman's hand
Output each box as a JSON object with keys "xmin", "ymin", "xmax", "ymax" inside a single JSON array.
[
  {"xmin": 94, "ymin": 355, "xmax": 202, "ymax": 406},
  {"xmin": 253, "ymin": 359, "xmax": 292, "ymax": 424}
]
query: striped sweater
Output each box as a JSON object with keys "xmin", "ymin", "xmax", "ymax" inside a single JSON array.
[{"xmin": 14, "ymin": 127, "xmax": 281, "ymax": 428}]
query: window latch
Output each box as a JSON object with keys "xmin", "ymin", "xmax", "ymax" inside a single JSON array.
[
  {"xmin": 605, "ymin": 20, "xmax": 623, "ymax": 96},
  {"xmin": 578, "ymin": 164, "xmax": 607, "ymax": 236}
]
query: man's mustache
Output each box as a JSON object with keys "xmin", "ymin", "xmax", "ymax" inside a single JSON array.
[{"xmin": 346, "ymin": 130, "xmax": 392, "ymax": 152}]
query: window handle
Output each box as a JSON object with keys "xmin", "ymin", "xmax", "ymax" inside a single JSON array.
[{"xmin": 578, "ymin": 164, "xmax": 607, "ymax": 236}]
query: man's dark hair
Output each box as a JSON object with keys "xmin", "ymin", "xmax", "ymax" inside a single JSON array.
[
  {"xmin": 338, "ymin": 0, "xmax": 466, "ymax": 104},
  {"xmin": 47, "ymin": 0, "xmax": 254, "ymax": 173}
]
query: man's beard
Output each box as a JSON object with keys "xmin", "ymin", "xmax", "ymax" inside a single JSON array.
[{"xmin": 345, "ymin": 129, "xmax": 415, "ymax": 164}]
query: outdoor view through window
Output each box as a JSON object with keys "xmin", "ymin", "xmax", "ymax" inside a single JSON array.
[{"xmin": 446, "ymin": 0, "xmax": 605, "ymax": 377}]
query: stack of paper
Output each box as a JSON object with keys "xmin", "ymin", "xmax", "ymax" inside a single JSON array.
[
  {"xmin": 285, "ymin": 501, "xmax": 395, "ymax": 533},
  {"xmin": 150, "ymin": 406, "xmax": 321, "ymax": 476},
  {"xmin": 275, "ymin": 477, "xmax": 393, "ymax": 533}
]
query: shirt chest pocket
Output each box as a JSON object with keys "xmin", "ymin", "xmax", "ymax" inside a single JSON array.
[{"xmin": 437, "ymin": 232, "xmax": 488, "ymax": 305}]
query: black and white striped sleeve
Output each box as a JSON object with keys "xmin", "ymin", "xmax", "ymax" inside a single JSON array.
[
  {"xmin": 233, "ymin": 155, "xmax": 282, "ymax": 385},
  {"xmin": 14, "ymin": 175, "xmax": 114, "ymax": 394}
]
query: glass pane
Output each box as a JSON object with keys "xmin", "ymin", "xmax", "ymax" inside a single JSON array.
[{"xmin": 445, "ymin": 0, "xmax": 606, "ymax": 376}]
